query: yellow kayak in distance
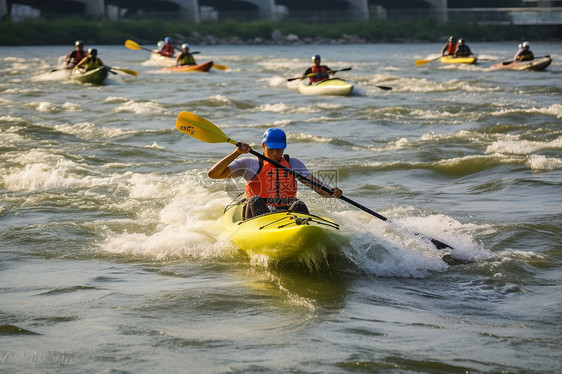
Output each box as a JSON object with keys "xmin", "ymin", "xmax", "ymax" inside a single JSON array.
[
  {"xmin": 440, "ymin": 56, "xmax": 477, "ymax": 64},
  {"xmin": 298, "ymin": 78, "xmax": 354, "ymax": 96},
  {"xmin": 223, "ymin": 197, "xmax": 349, "ymax": 261}
]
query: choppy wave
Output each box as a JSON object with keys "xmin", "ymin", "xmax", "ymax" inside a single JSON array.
[
  {"xmin": 26, "ymin": 101, "xmax": 81, "ymax": 113},
  {"xmin": 254, "ymin": 102, "xmax": 319, "ymax": 114},
  {"xmin": 54, "ymin": 122, "xmax": 135, "ymax": 139},
  {"xmin": 490, "ymin": 103, "xmax": 562, "ymax": 119},
  {"xmin": 113, "ymin": 99, "xmax": 169, "ymax": 115},
  {"xmin": 486, "ymin": 135, "xmax": 562, "ymax": 155},
  {"xmin": 527, "ymin": 154, "xmax": 562, "ymax": 171}
]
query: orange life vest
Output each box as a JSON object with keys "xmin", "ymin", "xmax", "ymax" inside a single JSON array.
[
  {"xmin": 447, "ymin": 41, "xmax": 457, "ymax": 55},
  {"xmin": 310, "ymin": 65, "xmax": 329, "ymax": 83},
  {"xmin": 245, "ymin": 155, "xmax": 298, "ymax": 207}
]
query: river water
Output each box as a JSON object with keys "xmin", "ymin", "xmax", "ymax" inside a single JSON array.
[{"xmin": 1, "ymin": 42, "xmax": 561, "ymax": 373}]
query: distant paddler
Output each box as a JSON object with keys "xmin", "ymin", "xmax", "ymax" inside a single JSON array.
[
  {"xmin": 158, "ymin": 37, "xmax": 175, "ymax": 57},
  {"xmin": 514, "ymin": 42, "xmax": 534, "ymax": 62},
  {"xmin": 74, "ymin": 48, "xmax": 104, "ymax": 72},
  {"xmin": 453, "ymin": 39, "xmax": 474, "ymax": 58},
  {"xmin": 175, "ymin": 43, "xmax": 197, "ymax": 66},
  {"xmin": 65, "ymin": 40, "xmax": 87, "ymax": 69},
  {"xmin": 301, "ymin": 54, "xmax": 334, "ymax": 84},
  {"xmin": 441, "ymin": 36, "xmax": 457, "ymax": 57}
]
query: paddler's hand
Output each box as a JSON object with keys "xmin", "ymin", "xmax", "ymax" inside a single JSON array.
[
  {"xmin": 331, "ymin": 187, "xmax": 342, "ymax": 199},
  {"xmin": 236, "ymin": 142, "xmax": 251, "ymax": 155}
]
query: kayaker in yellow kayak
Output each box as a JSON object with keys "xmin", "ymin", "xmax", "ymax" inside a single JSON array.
[
  {"xmin": 441, "ymin": 36, "xmax": 457, "ymax": 56},
  {"xmin": 65, "ymin": 40, "xmax": 87, "ymax": 69},
  {"xmin": 176, "ymin": 43, "xmax": 197, "ymax": 66},
  {"xmin": 301, "ymin": 55, "xmax": 334, "ymax": 84},
  {"xmin": 453, "ymin": 39, "xmax": 473, "ymax": 57},
  {"xmin": 208, "ymin": 128, "xmax": 343, "ymax": 219},
  {"xmin": 74, "ymin": 48, "xmax": 104, "ymax": 71},
  {"xmin": 514, "ymin": 42, "xmax": 534, "ymax": 62}
]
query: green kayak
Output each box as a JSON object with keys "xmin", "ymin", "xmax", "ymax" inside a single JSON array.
[{"xmin": 70, "ymin": 66, "xmax": 109, "ymax": 85}]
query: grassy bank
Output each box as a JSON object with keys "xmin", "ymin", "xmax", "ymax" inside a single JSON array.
[{"xmin": 0, "ymin": 17, "xmax": 559, "ymax": 46}]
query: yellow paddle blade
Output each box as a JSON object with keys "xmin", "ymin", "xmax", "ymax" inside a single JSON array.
[
  {"xmin": 176, "ymin": 111, "xmax": 238, "ymax": 145},
  {"xmin": 212, "ymin": 64, "xmax": 228, "ymax": 71},
  {"xmin": 415, "ymin": 59, "xmax": 430, "ymax": 66},
  {"xmin": 111, "ymin": 67, "xmax": 138, "ymax": 77},
  {"xmin": 124, "ymin": 39, "xmax": 142, "ymax": 50}
]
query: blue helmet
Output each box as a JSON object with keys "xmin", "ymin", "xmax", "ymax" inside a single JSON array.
[
  {"xmin": 182, "ymin": 43, "xmax": 190, "ymax": 49},
  {"xmin": 262, "ymin": 128, "xmax": 286, "ymax": 150},
  {"xmin": 165, "ymin": 37, "xmax": 172, "ymax": 43},
  {"xmin": 312, "ymin": 54, "xmax": 321, "ymax": 61}
]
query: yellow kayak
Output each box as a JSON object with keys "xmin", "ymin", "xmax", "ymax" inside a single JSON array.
[
  {"xmin": 223, "ymin": 197, "xmax": 349, "ymax": 261},
  {"xmin": 440, "ymin": 56, "xmax": 477, "ymax": 64},
  {"xmin": 298, "ymin": 78, "xmax": 354, "ymax": 96}
]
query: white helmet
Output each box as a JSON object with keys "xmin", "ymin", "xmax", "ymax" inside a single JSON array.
[
  {"xmin": 182, "ymin": 43, "xmax": 190, "ymax": 49},
  {"xmin": 522, "ymin": 41, "xmax": 530, "ymax": 48}
]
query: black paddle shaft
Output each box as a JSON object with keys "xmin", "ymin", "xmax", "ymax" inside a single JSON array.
[{"xmin": 246, "ymin": 148, "xmax": 455, "ymax": 252}]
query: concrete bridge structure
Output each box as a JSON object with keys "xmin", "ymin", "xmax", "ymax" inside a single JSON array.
[{"xmin": 1, "ymin": 0, "xmax": 450, "ymax": 23}]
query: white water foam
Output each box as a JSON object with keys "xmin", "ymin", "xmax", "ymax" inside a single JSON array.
[
  {"xmin": 0, "ymin": 114, "xmax": 24, "ymax": 122},
  {"xmin": 31, "ymin": 69, "xmax": 71, "ymax": 82},
  {"xmin": 209, "ymin": 95, "xmax": 232, "ymax": 103},
  {"xmin": 54, "ymin": 122, "xmax": 135, "ymax": 139},
  {"xmin": 288, "ymin": 132, "xmax": 331, "ymax": 144},
  {"xmin": 332, "ymin": 206, "xmax": 492, "ymax": 278},
  {"xmin": 99, "ymin": 180, "xmax": 237, "ymax": 260},
  {"xmin": 260, "ymin": 76, "xmax": 287, "ymax": 87},
  {"xmin": 2, "ymin": 150, "xmax": 94, "ymax": 191},
  {"xmin": 486, "ymin": 135, "xmax": 562, "ymax": 155},
  {"xmin": 145, "ymin": 142, "xmax": 165, "ymax": 150},
  {"xmin": 113, "ymin": 99, "xmax": 168, "ymax": 115},
  {"xmin": 490, "ymin": 104, "xmax": 562, "ymax": 119},
  {"xmin": 527, "ymin": 154, "xmax": 562, "ymax": 171},
  {"xmin": 254, "ymin": 103, "xmax": 319, "ymax": 114},
  {"xmin": 26, "ymin": 101, "xmax": 79, "ymax": 113}
]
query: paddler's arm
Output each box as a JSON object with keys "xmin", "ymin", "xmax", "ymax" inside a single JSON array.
[
  {"xmin": 75, "ymin": 56, "xmax": 87, "ymax": 69},
  {"xmin": 207, "ymin": 142, "xmax": 251, "ymax": 179},
  {"xmin": 300, "ymin": 67, "xmax": 313, "ymax": 80},
  {"xmin": 301, "ymin": 175, "xmax": 342, "ymax": 199}
]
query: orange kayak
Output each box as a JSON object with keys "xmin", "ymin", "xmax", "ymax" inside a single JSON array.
[{"xmin": 163, "ymin": 61, "xmax": 214, "ymax": 72}]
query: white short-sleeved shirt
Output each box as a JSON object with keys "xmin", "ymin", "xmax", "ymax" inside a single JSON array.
[{"xmin": 229, "ymin": 156, "xmax": 311, "ymax": 182}]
